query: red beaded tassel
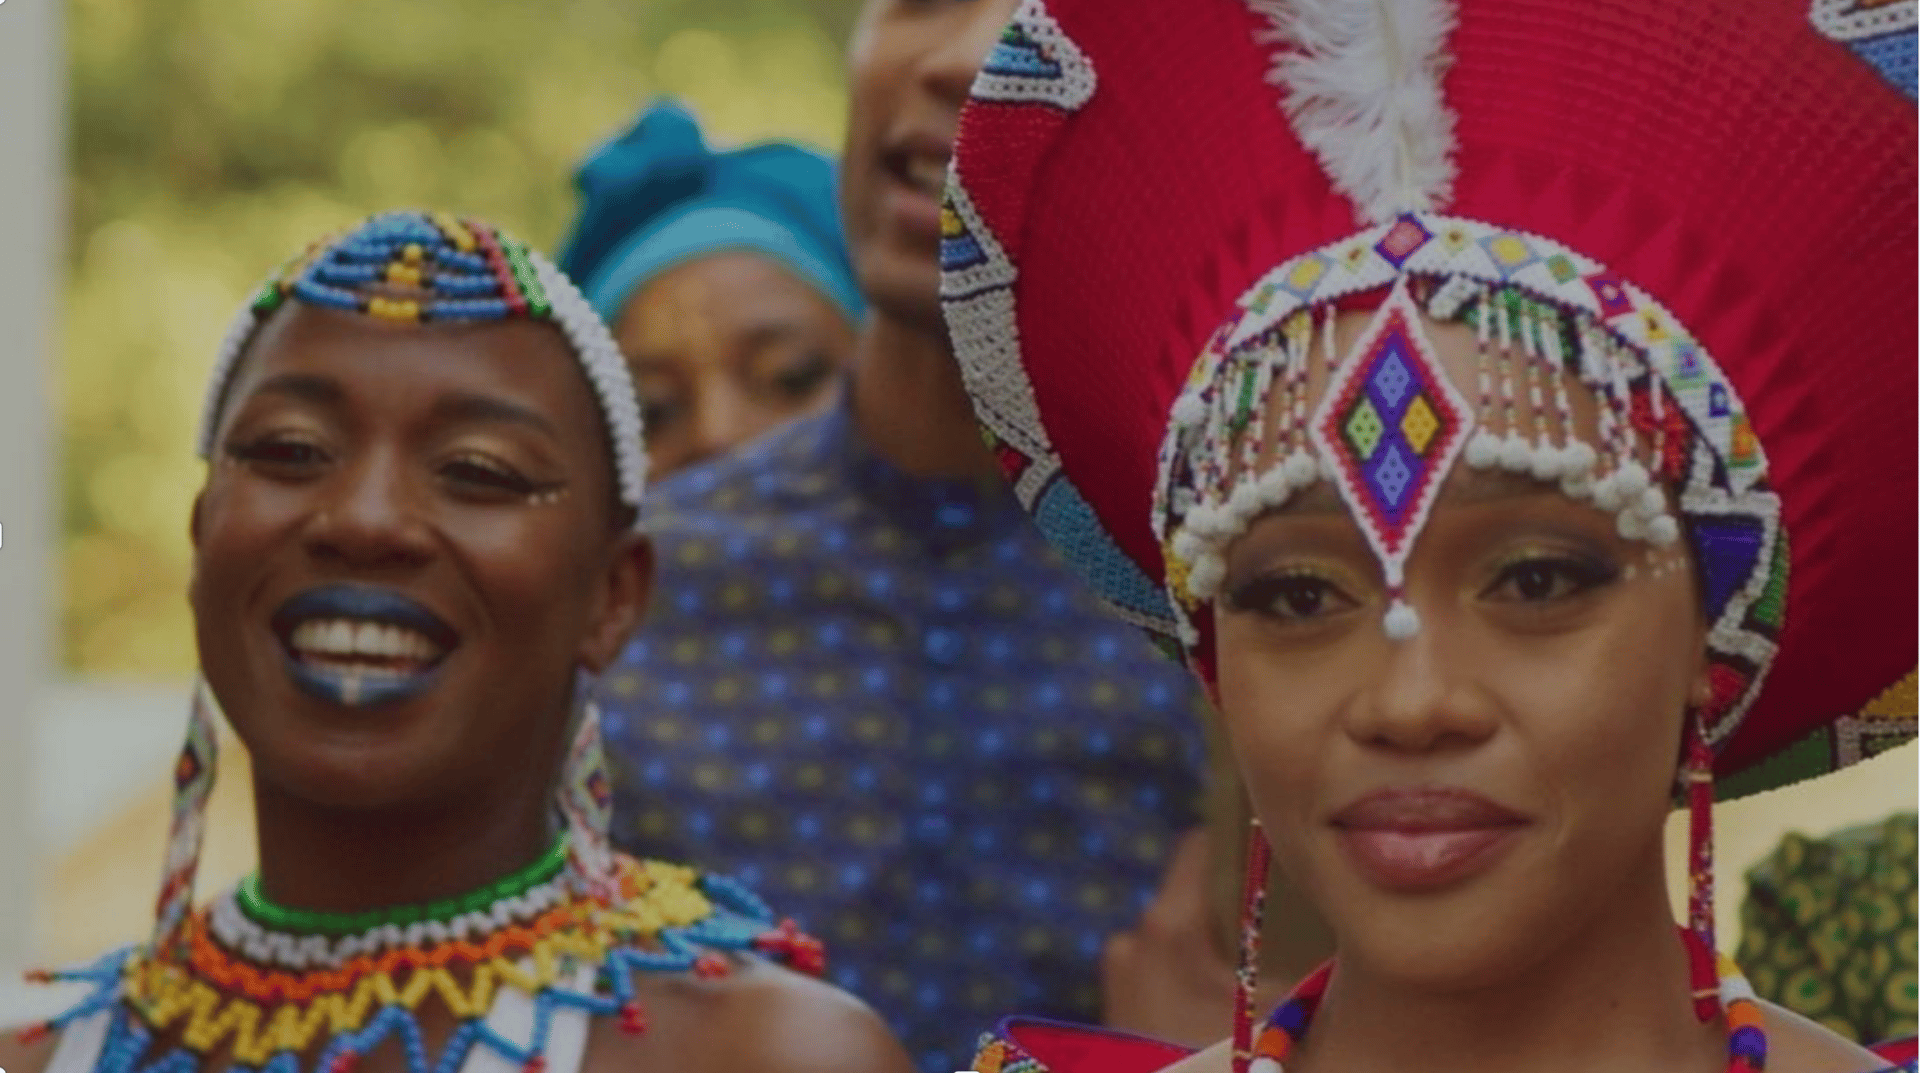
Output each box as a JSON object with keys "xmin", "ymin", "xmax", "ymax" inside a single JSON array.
[
  {"xmin": 1231, "ymin": 820, "xmax": 1273, "ymax": 1073},
  {"xmin": 1683, "ymin": 727, "xmax": 1721, "ymax": 1022}
]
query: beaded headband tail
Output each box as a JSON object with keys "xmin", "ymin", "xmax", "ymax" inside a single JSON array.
[
  {"xmin": 196, "ymin": 210, "xmax": 648, "ymax": 527},
  {"xmin": 558, "ymin": 699, "xmax": 620, "ymax": 902},
  {"xmin": 151, "ymin": 681, "xmax": 219, "ymax": 950}
]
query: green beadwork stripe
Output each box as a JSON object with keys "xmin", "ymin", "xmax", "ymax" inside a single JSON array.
[
  {"xmin": 1718, "ymin": 730, "xmax": 1833, "ymax": 803},
  {"xmin": 1230, "ymin": 362, "xmax": 1257, "ymax": 433},
  {"xmin": 501, "ymin": 239, "xmax": 552, "ymax": 318},
  {"xmin": 1750, "ymin": 532, "xmax": 1789, "ymax": 632},
  {"xmin": 236, "ymin": 836, "xmax": 569, "ymax": 937}
]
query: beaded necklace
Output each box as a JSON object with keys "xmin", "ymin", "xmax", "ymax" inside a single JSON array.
[
  {"xmin": 1242, "ymin": 927, "xmax": 1767, "ymax": 1072},
  {"xmin": 24, "ymin": 847, "xmax": 825, "ymax": 1073}
]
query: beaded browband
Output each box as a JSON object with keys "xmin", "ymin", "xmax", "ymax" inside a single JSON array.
[
  {"xmin": 1149, "ymin": 210, "xmax": 1780, "ymax": 744},
  {"xmin": 194, "ymin": 210, "xmax": 648, "ymax": 527}
]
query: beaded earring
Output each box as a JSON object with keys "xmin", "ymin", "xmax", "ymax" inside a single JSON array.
[
  {"xmin": 1230, "ymin": 821, "xmax": 1273, "ymax": 1073},
  {"xmin": 1682, "ymin": 715, "xmax": 1720, "ymax": 1021},
  {"xmin": 152, "ymin": 682, "xmax": 219, "ymax": 950},
  {"xmin": 557, "ymin": 698, "xmax": 620, "ymax": 903}
]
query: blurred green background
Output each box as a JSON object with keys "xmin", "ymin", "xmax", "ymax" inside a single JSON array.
[{"xmin": 63, "ymin": 0, "xmax": 856, "ymax": 677}]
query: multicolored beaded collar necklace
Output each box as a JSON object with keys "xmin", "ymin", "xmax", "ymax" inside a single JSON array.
[
  {"xmin": 22, "ymin": 840, "xmax": 825, "ymax": 1073},
  {"xmin": 1242, "ymin": 927, "xmax": 1767, "ymax": 1072}
]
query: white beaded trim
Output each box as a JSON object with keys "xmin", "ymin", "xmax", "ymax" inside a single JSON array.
[
  {"xmin": 205, "ymin": 869, "xmax": 572, "ymax": 971},
  {"xmin": 1810, "ymin": 0, "xmax": 1917, "ymax": 42},
  {"xmin": 970, "ymin": 0, "xmax": 1098, "ymax": 110}
]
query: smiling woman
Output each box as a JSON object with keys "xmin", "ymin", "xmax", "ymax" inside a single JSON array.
[{"xmin": 0, "ymin": 210, "xmax": 913, "ymax": 1073}]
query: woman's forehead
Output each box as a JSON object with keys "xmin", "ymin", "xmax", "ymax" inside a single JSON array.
[{"xmin": 245, "ymin": 305, "xmax": 575, "ymax": 393}]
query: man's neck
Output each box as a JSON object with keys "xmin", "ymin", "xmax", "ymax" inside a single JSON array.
[{"xmin": 850, "ymin": 311, "xmax": 1001, "ymax": 480}]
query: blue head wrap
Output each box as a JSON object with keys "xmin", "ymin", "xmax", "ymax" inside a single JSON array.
[{"xmin": 556, "ymin": 100, "xmax": 865, "ymax": 326}]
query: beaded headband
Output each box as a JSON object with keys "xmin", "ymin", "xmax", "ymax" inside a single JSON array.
[
  {"xmin": 1151, "ymin": 212, "xmax": 1779, "ymax": 744},
  {"xmin": 195, "ymin": 210, "xmax": 648, "ymax": 526}
]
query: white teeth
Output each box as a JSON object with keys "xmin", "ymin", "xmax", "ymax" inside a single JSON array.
[
  {"xmin": 289, "ymin": 618, "xmax": 441, "ymax": 663},
  {"xmin": 906, "ymin": 157, "xmax": 948, "ymax": 195}
]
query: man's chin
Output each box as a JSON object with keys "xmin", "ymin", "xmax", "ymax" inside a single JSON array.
[{"xmin": 857, "ymin": 259, "xmax": 944, "ymax": 338}]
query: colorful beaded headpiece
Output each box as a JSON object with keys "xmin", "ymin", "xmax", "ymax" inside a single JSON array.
[
  {"xmin": 196, "ymin": 210, "xmax": 647, "ymax": 526},
  {"xmin": 941, "ymin": 0, "xmax": 1916, "ymax": 798}
]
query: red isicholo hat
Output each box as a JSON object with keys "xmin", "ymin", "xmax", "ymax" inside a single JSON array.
[{"xmin": 939, "ymin": 0, "xmax": 1916, "ymax": 800}]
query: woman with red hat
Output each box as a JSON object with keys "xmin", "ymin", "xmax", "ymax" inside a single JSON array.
[{"xmin": 940, "ymin": 0, "xmax": 1916, "ymax": 1071}]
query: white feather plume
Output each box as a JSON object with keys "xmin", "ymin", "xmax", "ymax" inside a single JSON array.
[{"xmin": 1246, "ymin": 0, "xmax": 1460, "ymax": 224}]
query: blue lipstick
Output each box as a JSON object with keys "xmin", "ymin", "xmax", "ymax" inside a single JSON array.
[{"xmin": 270, "ymin": 584, "xmax": 459, "ymax": 709}]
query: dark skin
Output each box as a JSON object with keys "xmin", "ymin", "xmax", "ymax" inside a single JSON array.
[
  {"xmin": 0, "ymin": 303, "xmax": 913, "ymax": 1073},
  {"xmin": 840, "ymin": 0, "xmax": 1016, "ymax": 479},
  {"xmin": 615, "ymin": 251, "xmax": 856, "ymax": 478}
]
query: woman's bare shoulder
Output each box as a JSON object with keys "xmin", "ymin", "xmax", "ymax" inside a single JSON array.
[
  {"xmin": 1157, "ymin": 1038, "xmax": 1233, "ymax": 1073},
  {"xmin": 0, "ymin": 1025, "xmax": 60, "ymax": 1073},
  {"xmin": 1760, "ymin": 999, "xmax": 1901, "ymax": 1073},
  {"xmin": 587, "ymin": 958, "xmax": 914, "ymax": 1073}
]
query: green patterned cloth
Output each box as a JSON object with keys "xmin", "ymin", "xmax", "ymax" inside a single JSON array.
[{"xmin": 1738, "ymin": 812, "xmax": 1918, "ymax": 1045}]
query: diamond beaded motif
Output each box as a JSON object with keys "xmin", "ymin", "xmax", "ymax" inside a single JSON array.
[{"xmin": 1310, "ymin": 281, "xmax": 1476, "ymax": 586}]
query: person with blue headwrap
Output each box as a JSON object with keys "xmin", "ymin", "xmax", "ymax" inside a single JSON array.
[{"xmin": 557, "ymin": 101, "xmax": 864, "ymax": 478}]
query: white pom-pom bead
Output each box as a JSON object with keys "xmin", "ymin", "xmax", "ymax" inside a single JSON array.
[
  {"xmin": 1647, "ymin": 514, "xmax": 1681, "ymax": 547},
  {"xmin": 1499, "ymin": 434, "xmax": 1533, "ymax": 472},
  {"xmin": 1283, "ymin": 450, "xmax": 1319, "ymax": 486},
  {"xmin": 1384, "ymin": 601, "xmax": 1421, "ymax": 641},
  {"xmin": 1249, "ymin": 1059, "xmax": 1284, "ymax": 1073},
  {"xmin": 1171, "ymin": 393, "xmax": 1206, "ymax": 429},
  {"xmin": 1466, "ymin": 429, "xmax": 1500, "ymax": 470},
  {"xmin": 1593, "ymin": 473, "xmax": 1624, "ymax": 512},
  {"xmin": 1255, "ymin": 466, "xmax": 1295, "ymax": 509},
  {"xmin": 1617, "ymin": 511, "xmax": 1647, "ymax": 541},
  {"xmin": 1185, "ymin": 503, "xmax": 1227, "ymax": 539},
  {"xmin": 1225, "ymin": 482, "xmax": 1262, "ymax": 525},
  {"xmin": 1563, "ymin": 441, "xmax": 1598, "ymax": 475},
  {"xmin": 1171, "ymin": 530, "xmax": 1205, "ymax": 563},
  {"xmin": 1634, "ymin": 485, "xmax": 1666, "ymax": 519},
  {"xmin": 1188, "ymin": 553, "xmax": 1226, "ymax": 599},
  {"xmin": 1614, "ymin": 462, "xmax": 1651, "ymax": 499},
  {"xmin": 1529, "ymin": 444, "xmax": 1563, "ymax": 481},
  {"xmin": 1560, "ymin": 471, "xmax": 1595, "ymax": 500}
]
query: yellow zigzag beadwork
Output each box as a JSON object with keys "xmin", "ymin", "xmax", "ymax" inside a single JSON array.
[{"xmin": 121, "ymin": 858, "xmax": 716, "ymax": 1065}]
